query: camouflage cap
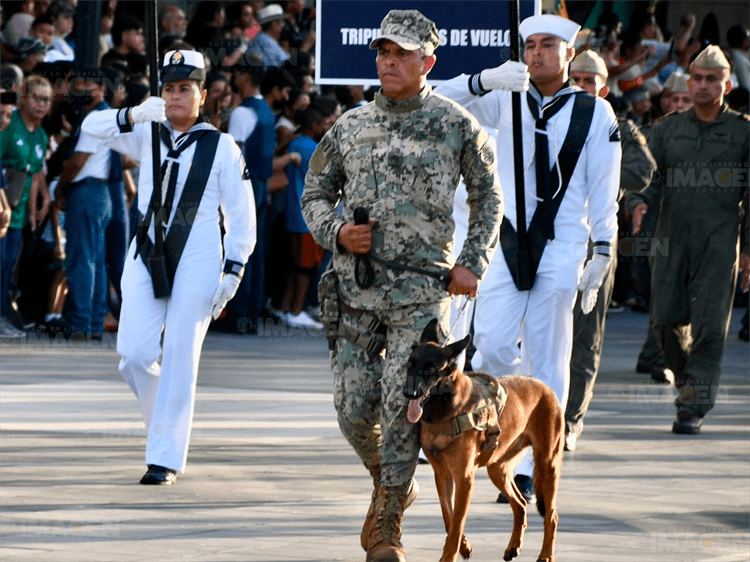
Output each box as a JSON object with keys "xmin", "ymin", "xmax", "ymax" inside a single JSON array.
[
  {"xmin": 369, "ymin": 10, "xmax": 440, "ymax": 56},
  {"xmin": 570, "ymin": 50, "xmax": 608, "ymax": 78},
  {"xmin": 690, "ymin": 45, "xmax": 731, "ymax": 71}
]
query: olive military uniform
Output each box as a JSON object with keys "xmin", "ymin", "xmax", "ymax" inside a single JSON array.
[
  {"xmin": 567, "ymin": 117, "xmax": 657, "ymax": 440},
  {"xmin": 630, "ymin": 105, "xmax": 749, "ymax": 417}
]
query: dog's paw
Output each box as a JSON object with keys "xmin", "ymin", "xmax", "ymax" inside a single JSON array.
[
  {"xmin": 503, "ymin": 547, "xmax": 519, "ymax": 561},
  {"xmin": 459, "ymin": 534, "xmax": 473, "ymax": 559}
]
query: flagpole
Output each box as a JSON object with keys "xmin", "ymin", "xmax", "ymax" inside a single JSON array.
[
  {"xmin": 509, "ymin": 0, "xmax": 532, "ymax": 290},
  {"xmin": 145, "ymin": 0, "xmax": 171, "ymax": 298}
]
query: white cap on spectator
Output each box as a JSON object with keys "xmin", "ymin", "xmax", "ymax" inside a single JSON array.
[{"xmin": 256, "ymin": 4, "xmax": 284, "ymax": 25}]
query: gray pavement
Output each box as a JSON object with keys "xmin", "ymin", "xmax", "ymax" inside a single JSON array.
[{"xmin": 1, "ymin": 309, "xmax": 748, "ymax": 562}]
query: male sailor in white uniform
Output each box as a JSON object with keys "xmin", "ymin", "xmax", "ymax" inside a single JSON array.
[
  {"xmin": 81, "ymin": 49, "xmax": 256, "ymax": 485},
  {"xmin": 436, "ymin": 14, "xmax": 620, "ymax": 500}
]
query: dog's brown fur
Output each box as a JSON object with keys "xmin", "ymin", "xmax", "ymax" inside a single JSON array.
[{"xmin": 405, "ymin": 319, "xmax": 564, "ymax": 562}]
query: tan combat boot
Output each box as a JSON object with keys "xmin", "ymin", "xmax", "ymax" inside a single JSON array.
[
  {"xmin": 365, "ymin": 482, "xmax": 415, "ymax": 562},
  {"xmin": 361, "ymin": 478, "xmax": 418, "ymax": 551}
]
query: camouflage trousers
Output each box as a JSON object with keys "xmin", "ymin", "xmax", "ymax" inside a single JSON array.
[{"xmin": 330, "ymin": 299, "xmax": 451, "ymax": 488}]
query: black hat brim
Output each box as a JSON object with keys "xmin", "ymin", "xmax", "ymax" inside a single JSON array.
[{"xmin": 160, "ymin": 66, "xmax": 206, "ymax": 83}]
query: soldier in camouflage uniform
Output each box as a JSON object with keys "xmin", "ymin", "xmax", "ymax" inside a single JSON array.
[
  {"xmin": 631, "ymin": 45, "xmax": 750, "ymax": 435},
  {"xmin": 300, "ymin": 10, "xmax": 502, "ymax": 562},
  {"xmin": 565, "ymin": 50, "xmax": 657, "ymax": 451}
]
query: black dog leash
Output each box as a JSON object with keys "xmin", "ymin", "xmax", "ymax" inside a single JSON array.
[
  {"xmin": 353, "ymin": 207, "xmax": 449, "ymax": 289},
  {"xmin": 354, "ymin": 207, "xmax": 375, "ymax": 289}
]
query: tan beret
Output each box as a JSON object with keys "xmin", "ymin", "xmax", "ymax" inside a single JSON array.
[
  {"xmin": 661, "ymin": 71, "xmax": 683, "ymax": 91},
  {"xmin": 690, "ymin": 45, "xmax": 731, "ymax": 71},
  {"xmin": 570, "ymin": 50, "xmax": 608, "ymax": 78},
  {"xmin": 670, "ymin": 73, "xmax": 689, "ymax": 94}
]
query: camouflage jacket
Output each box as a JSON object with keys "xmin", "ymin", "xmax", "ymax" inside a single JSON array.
[{"xmin": 301, "ymin": 85, "xmax": 502, "ymax": 311}]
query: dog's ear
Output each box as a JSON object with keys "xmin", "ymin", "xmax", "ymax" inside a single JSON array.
[
  {"xmin": 445, "ymin": 334, "xmax": 471, "ymax": 360},
  {"xmin": 420, "ymin": 318, "xmax": 440, "ymax": 345}
]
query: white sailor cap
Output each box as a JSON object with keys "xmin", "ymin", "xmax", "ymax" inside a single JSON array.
[
  {"xmin": 519, "ymin": 14, "xmax": 580, "ymax": 45},
  {"xmin": 161, "ymin": 49, "xmax": 206, "ymax": 83}
]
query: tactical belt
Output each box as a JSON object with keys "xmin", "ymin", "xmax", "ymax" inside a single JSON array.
[
  {"xmin": 338, "ymin": 301, "xmax": 387, "ymax": 356},
  {"xmin": 423, "ymin": 375, "xmax": 508, "ymax": 440}
]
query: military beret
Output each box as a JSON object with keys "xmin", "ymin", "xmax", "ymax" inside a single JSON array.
[
  {"xmin": 570, "ymin": 50, "xmax": 608, "ymax": 78},
  {"xmin": 690, "ymin": 45, "xmax": 731, "ymax": 71},
  {"xmin": 662, "ymin": 71, "xmax": 683, "ymax": 91},
  {"xmin": 670, "ymin": 73, "xmax": 689, "ymax": 94}
]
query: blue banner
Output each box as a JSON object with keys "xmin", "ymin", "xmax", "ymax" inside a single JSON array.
[{"xmin": 315, "ymin": 0, "xmax": 541, "ymax": 85}]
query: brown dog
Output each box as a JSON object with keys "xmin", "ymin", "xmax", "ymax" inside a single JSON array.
[{"xmin": 404, "ymin": 319, "xmax": 564, "ymax": 562}]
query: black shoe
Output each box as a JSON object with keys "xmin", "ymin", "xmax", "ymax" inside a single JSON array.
[
  {"xmin": 497, "ymin": 474, "xmax": 536, "ymax": 504},
  {"xmin": 140, "ymin": 464, "xmax": 177, "ymax": 485},
  {"xmin": 210, "ymin": 316, "xmax": 254, "ymax": 334},
  {"xmin": 651, "ymin": 366, "xmax": 674, "ymax": 384},
  {"xmin": 672, "ymin": 412, "xmax": 703, "ymax": 435},
  {"xmin": 739, "ymin": 325, "xmax": 749, "ymax": 342},
  {"xmin": 635, "ymin": 360, "xmax": 653, "ymax": 373}
]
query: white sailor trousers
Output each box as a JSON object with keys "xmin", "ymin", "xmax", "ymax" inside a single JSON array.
[
  {"xmin": 472, "ymin": 238, "xmax": 586, "ymax": 411},
  {"xmin": 117, "ymin": 243, "xmax": 217, "ymax": 473}
]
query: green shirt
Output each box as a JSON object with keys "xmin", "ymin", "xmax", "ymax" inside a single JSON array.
[{"xmin": 0, "ymin": 110, "xmax": 48, "ymax": 228}]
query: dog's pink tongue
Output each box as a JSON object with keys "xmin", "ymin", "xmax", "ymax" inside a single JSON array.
[{"xmin": 407, "ymin": 399, "xmax": 423, "ymax": 424}]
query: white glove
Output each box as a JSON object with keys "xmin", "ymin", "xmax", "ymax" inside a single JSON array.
[
  {"xmin": 211, "ymin": 274, "xmax": 242, "ymax": 320},
  {"xmin": 578, "ymin": 254, "xmax": 611, "ymax": 315},
  {"xmin": 479, "ymin": 61, "xmax": 530, "ymax": 92},
  {"xmin": 130, "ymin": 97, "xmax": 166, "ymax": 124}
]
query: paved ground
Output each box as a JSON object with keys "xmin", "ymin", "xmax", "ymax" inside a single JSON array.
[{"xmin": 1, "ymin": 308, "xmax": 748, "ymax": 562}]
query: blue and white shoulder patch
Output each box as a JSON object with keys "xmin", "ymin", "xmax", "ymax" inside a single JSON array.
[{"xmin": 609, "ymin": 121, "xmax": 621, "ymax": 142}]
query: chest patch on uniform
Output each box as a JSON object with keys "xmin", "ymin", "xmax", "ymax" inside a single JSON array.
[{"xmin": 310, "ymin": 146, "xmax": 329, "ymax": 175}]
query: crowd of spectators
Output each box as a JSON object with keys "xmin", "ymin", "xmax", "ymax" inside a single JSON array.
[
  {"xmin": 0, "ymin": 1, "xmax": 747, "ymax": 341},
  {"xmin": 0, "ymin": 0, "xmax": 345, "ymax": 338}
]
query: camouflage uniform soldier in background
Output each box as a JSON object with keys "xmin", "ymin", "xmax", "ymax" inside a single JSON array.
[
  {"xmin": 631, "ymin": 45, "xmax": 750, "ymax": 435},
  {"xmin": 565, "ymin": 50, "xmax": 657, "ymax": 452},
  {"xmin": 301, "ymin": 10, "xmax": 502, "ymax": 562}
]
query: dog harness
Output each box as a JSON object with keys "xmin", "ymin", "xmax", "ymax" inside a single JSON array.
[{"xmin": 424, "ymin": 374, "xmax": 507, "ymax": 440}]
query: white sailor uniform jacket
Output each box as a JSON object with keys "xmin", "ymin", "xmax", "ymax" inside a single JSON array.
[
  {"xmin": 81, "ymin": 111, "xmax": 256, "ymax": 290},
  {"xmin": 435, "ymin": 79, "xmax": 620, "ymax": 250}
]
